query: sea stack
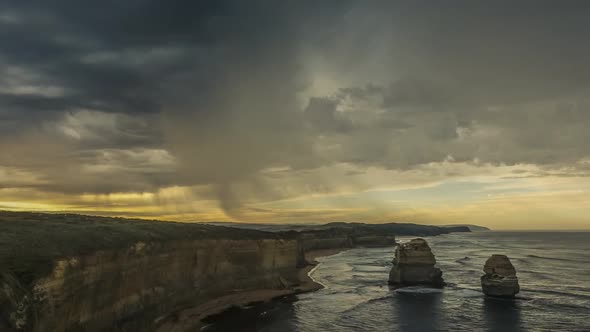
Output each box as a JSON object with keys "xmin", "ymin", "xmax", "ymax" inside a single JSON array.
[
  {"xmin": 481, "ymin": 254, "xmax": 520, "ymax": 297},
  {"xmin": 388, "ymin": 238, "xmax": 444, "ymax": 287}
]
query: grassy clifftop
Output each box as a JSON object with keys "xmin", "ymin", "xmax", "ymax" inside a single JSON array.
[
  {"xmin": 0, "ymin": 211, "xmax": 280, "ymax": 285},
  {"xmin": 0, "ymin": 211, "xmax": 471, "ymax": 286}
]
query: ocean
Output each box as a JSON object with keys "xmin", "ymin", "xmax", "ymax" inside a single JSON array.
[{"xmin": 202, "ymin": 231, "xmax": 590, "ymax": 332}]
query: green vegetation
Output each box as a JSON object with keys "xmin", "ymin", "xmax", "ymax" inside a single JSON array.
[
  {"xmin": 0, "ymin": 210, "xmax": 471, "ymax": 286},
  {"xmin": 0, "ymin": 211, "xmax": 278, "ymax": 285}
]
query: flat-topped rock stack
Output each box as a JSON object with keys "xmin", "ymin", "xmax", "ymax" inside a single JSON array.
[
  {"xmin": 388, "ymin": 238, "xmax": 444, "ymax": 288},
  {"xmin": 481, "ymin": 254, "xmax": 520, "ymax": 298}
]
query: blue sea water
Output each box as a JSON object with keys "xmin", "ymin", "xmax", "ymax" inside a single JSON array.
[{"xmin": 203, "ymin": 232, "xmax": 590, "ymax": 332}]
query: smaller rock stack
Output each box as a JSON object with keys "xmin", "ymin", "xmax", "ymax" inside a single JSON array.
[
  {"xmin": 388, "ymin": 238, "xmax": 444, "ymax": 287},
  {"xmin": 481, "ymin": 254, "xmax": 520, "ymax": 297}
]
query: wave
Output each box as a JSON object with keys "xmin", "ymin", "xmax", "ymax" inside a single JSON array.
[
  {"xmin": 320, "ymin": 293, "xmax": 395, "ymax": 316},
  {"xmin": 394, "ymin": 286, "xmax": 444, "ymax": 294},
  {"xmin": 523, "ymin": 288, "xmax": 590, "ymax": 301},
  {"xmin": 336, "ymin": 286, "xmax": 445, "ymax": 316},
  {"xmin": 454, "ymin": 256, "xmax": 474, "ymax": 265},
  {"xmin": 529, "ymin": 297, "xmax": 590, "ymax": 311},
  {"xmin": 451, "ymin": 288, "xmax": 484, "ymax": 298},
  {"xmin": 351, "ymin": 266, "xmax": 389, "ymax": 273},
  {"xmin": 512, "ymin": 269, "xmax": 556, "ymax": 280},
  {"xmin": 525, "ymin": 254, "xmax": 581, "ymax": 263}
]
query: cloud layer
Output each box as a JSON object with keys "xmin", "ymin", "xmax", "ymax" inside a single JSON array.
[{"xmin": 1, "ymin": 1, "xmax": 590, "ymax": 227}]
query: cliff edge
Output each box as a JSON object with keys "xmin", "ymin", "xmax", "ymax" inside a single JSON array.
[
  {"xmin": 0, "ymin": 211, "xmax": 400, "ymax": 332},
  {"xmin": 0, "ymin": 211, "xmax": 308, "ymax": 331}
]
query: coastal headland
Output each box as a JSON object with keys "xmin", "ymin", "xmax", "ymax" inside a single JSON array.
[{"xmin": 0, "ymin": 211, "xmax": 469, "ymax": 331}]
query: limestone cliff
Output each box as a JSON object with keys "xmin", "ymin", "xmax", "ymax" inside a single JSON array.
[
  {"xmin": 296, "ymin": 227, "xmax": 396, "ymax": 254},
  {"xmin": 2, "ymin": 238, "xmax": 303, "ymax": 332},
  {"xmin": 0, "ymin": 212, "xmax": 311, "ymax": 332},
  {"xmin": 388, "ymin": 238, "xmax": 444, "ymax": 287},
  {"xmin": 0, "ymin": 211, "xmax": 398, "ymax": 332},
  {"xmin": 481, "ymin": 254, "xmax": 520, "ymax": 298}
]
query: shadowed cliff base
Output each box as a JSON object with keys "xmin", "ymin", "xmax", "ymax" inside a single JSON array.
[
  {"xmin": 157, "ymin": 249, "xmax": 346, "ymax": 332},
  {"xmin": 0, "ymin": 211, "xmax": 469, "ymax": 331}
]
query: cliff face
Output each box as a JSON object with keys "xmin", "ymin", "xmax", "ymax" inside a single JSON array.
[
  {"xmin": 2, "ymin": 238, "xmax": 301, "ymax": 332},
  {"xmin": 298, "ymin": 232, "xmax": 353, "ymax": 252},
  {"xmin": 0, "ymin": 211, "xmax": 405, "ymax": 332},
  {"xmin": 297, "ymin": 230, "xmax": 396, "ymax": 254}
]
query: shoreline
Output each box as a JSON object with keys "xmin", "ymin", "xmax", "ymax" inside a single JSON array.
[
  {"xmin": 305, "ymin": 248, "xmax": 349, "ymax": 264},
  {"xmin": 156, "ymin": 248, "xmax": 350, "ymax": 331}
]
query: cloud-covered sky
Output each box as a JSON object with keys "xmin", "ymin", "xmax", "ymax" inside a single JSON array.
[{"xmin": 2, "ymin": 1, "xmax": 590, "ymax": 229}]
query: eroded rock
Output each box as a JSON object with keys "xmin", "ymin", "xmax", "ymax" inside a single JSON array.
[
  {"xmin": 0, "ymin": 273, "xmax": 33, "ymax": 331},
  {"xmin": 388, "ymin": 238, "xmax": 444, "ymax": 287},
  {"xmin": 481, "ymin": 254, "xmax": 520, "ymax": 298}
]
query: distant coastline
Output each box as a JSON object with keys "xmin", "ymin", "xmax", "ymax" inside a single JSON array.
[{"xmin": 444, "ymin": 224, "xmax": 491, "ymax": 232}]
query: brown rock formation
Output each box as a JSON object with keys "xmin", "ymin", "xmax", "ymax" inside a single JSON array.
[
  {"xmin": 481, "ymin": 254, "xmax": 520, "ymax": 298},
  {"xmin": 1, "ymin": 239, "xmax": 306, "ymax": 332},
  {"xmin": 0, "ymin": 211, "xmax": 400, "ymax": 332},
  {"xmin": 388, "ymin": 238, "xmax": 444, "ymax": 287}
]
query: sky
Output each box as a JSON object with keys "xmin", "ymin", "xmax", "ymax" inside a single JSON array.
[{"xmin": 1, "ymin": 1, "xmax": 590, "ymax": 229}]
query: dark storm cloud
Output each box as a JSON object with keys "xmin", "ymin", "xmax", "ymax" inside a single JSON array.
[
  {"xmin": 0, "ymin": 1, "xmax": 263, "ymax": 128},
  {"xmin": 303, "ymin": 78, "xmax": 590, "ymax": 170},
  {"xmin": 2, "ymin": 1, "xmax": 590, "ymax": 218},
  {"xmin": 303, "ymin": 1, "xmax": 590, "ymax": 106},
  {"xmin": 299, "ymin": 1, "xmax": 590, "ymax": 171},
  {"xmin": 0, "ymin": 1, "xmax": 343, "ymax": 215},
  {"xmin": 304, "ymin": 97, "xmax": 354, "ymax": 133}
]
